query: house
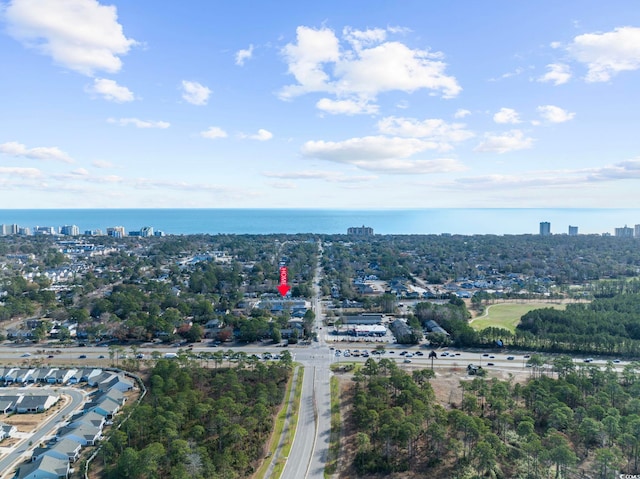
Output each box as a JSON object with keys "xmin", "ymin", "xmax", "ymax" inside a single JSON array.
[
  {"xmin": 57, "ymin": 423, "xmax": 102, "ymax": 446},
  {"xmin": 0, "ymin": 397, "xmax": 19, "ymax": 414},
  {"xmin": 69, "ymin": 368, "xmax": 100, "ymax": 385},
  {"xmin": 26, "ymin": 369, "xmax": 43, "ymax": 383},
  {"xmin": 31, "ymin": 438, "xmax": 82, "ymax": 463},
  {"xmin": 14, "ymin": 454, "xmax": 70, "ymax": 479},
  {"xmin": 96, "ymin": 374, "xmax": 133, "ymax": 393},
  {"xmin": 53, "ymin": 369, "xmax": 76, "ymax": 384},
  {"xmin": 0, "ymin": 422, "xmax": 17, "ymax": 441},
  {"xmin": 3, "ymin": 368, "xmax": 19, "ymax": 384},
  {"xmin": 88, "ymin": 397, "xmax": 119, "ymax": 419},
  {"xmin": 16, "ymin": 369, "xmax": 34, "ymax": 383},
  {"xmin": 101, "ymin": 388, "xmax": 125, "ymax": 405},
  {"xmin": 16, "ymin": 394, "xmax": 59, "ymax": 414},
  {"xmin": 80, "ymin": 368, "xmax": 102, "ymax": 383},
  {"xmin": 44, "ymin": 368, "xmax": 60, "ymax": 384},
  {"xmin": 68, "ymin": 411, "xmax": 105, "ymax": 429}
]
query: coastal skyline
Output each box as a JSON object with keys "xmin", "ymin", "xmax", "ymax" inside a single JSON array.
[
  {"xmin": 3, "ymin": 208, "xmax": 640, "ymax": 236},
  {"xmin": 1, "ymin": 1, "xmax": 640, "ymax": 209}
]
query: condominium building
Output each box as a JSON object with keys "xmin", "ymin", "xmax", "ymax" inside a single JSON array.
[
  {"xmin": 33, "ymin": 226, "xmax": 57, "ymax": 235},
  {"xmin": 615, "ymin": 225, "xmax": 634, "ymax": 238},
  {"xmin": 106, "ymin": 226, "xmax": 126, "ymax": 238},
  {"xmin": 539, "ymin": 222, "xmax": 551, "ymax": 236},
  {"xmin": 0, "ymin": 224, "xmax": 19, "ymax": 236},
  {"xmin": 60, "ymin": 225, "xmax": 80, "ymax": 236},
  {"xmin": 568, "ymin": 225, "xmax": 578, "ymax": 236},
  {"xmin": 347, "ymin": 225, "xmax": 374, "ymax": 236}
]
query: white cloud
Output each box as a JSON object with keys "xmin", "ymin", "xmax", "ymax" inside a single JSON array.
[
  {"xmin": 268, "ymin": 181, "xmax": 297, "ymax": 189},
  {"xmin": 88, "ymin": 78, "xmax": 134, "ymax": 102},
  {"xmin": 92, "ymin": 159, "xmax": 114, "ymax": 168},
  {"xmin": 279, "ymin": 25, "xmax": 461, "ymax": 110},
  {"xmin": 302, "ymin": 136, "xmax": 437, "ymax": 161},
  {"xmin": 376, "ymin": 116, "xmax": 474, "ymax": 149},
  {"xmin": 567, "ymin": 26, "xmax": 640, "ymax": 82},
  {"xmin": 490, "ymin": 67, "xmax": 526, "ymax": 81},
  {"xmin": 107, "ymin": 118, "xmax": 170, "ymax": 128},
  {"xmin": 70, "ymin": 168, "xmax": 89, "ymax": 176},
  {"xmin": 4, "ymin": 0, "xmax": 136, "ymax": 76},
  {"xmin": 538, "ymin": 63, "xmax": 572, "ymax": 85},
  {"xmin": 235, "ymin": 44, "xmax": 254, "ymax": 66},
  {"xmin": 537, "ymin": 105, "xmax": 575, "ymax": 123},
  {"xmin": 474, "ymin": 130, "xmax": 534, "ymax": 154},
  {"xmin": 334, "ymin": 40, "xmax": 461, "ymax": 99},
  {"xmin": 0, "ymin": 166, "xmax": 42, "ymax": 178},
  {"xmin": 493, "ymin": 108, "xmax": 521, "ymax": 124},
  {"xmin": 263, "ymin": 170, "xmax": 376, "ymax": 183},
  {"xmin": 240, "ymin": 129, "xmax": 273, "ymax": 141},
  {"xmin": 200, "ymin": 127, "xmax": 228, "ymax": 139},
  {"xmin": 454, "ymin": 109, "xmax": 471, "ymax": 119},
  {"xmin": 181, "ymin": 80, "xmax": 211, "ymax": 105},
  {"xmin": 280, "ymin": 26, "xmax": 341, "ymax": 99},
  {"xmin": 343, "ymin": 26, "xmax": 387, "ymax": 50},
  {"xmin": 585, "ymin": 158, "xmax": 640, "ymax": 181},
  {"xmin": 0, "ymin": 141, "xmax": 73, "ymax": 163},
  {"xmin": 346, "ymin": 158, "xmax": 465, "ymax": 175},
  {"xmin": 316, "ymin": 98, "xmax": 378, "ymax": 115},
  {"xmin": 451, "ymin": 158, "xmax": 640, "ymax": 190},
  {"xmin": 301, "ymin": 135, "xmax": 466, "ymax": 174}
]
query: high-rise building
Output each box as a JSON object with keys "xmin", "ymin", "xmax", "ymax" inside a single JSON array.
[
  {"xmin": 635, "ymin": 224, "xmax": 640, "ymax": 238},
  {"xmin": 568, "ymin": 225, "xmax": 578, "ymax": 236},
  {"xmin": 33, "ymin": 226, "xmax": 56, "ymax": 235},
  {"xmin": 107, "ymin": 226, "xmax": 126, "ymax": 238},
  {"xmin": 139, "ymin": 226, "xmax": 154, "ymax": 237},
  {"xmin": 347, "ymin": 225, "xmax": 374, "ymax": 236},
  {"xmin": 615, "ymin": 225, "xmax": 634, "ymax": 238},
  {"xmin": 539, "ymin": 222, "xmax": 551, "ymax": 236},
  {"xmin": 61, "ymin": 225, "xmax": 80, "ymax": 236}
]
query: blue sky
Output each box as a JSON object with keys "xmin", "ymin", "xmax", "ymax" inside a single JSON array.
[{"xmin": 1, "ymin": 0, "xmax": 640, "ymax": 209}]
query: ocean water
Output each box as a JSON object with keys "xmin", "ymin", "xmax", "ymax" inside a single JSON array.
[{"xmin": 1, "ymin": 208, "xmax": 639, "ymax": 236}]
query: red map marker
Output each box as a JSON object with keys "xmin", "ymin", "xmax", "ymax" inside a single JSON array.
[{"xmin": 277, "ymin": 266, "xmax": 291, "ymax": 297}]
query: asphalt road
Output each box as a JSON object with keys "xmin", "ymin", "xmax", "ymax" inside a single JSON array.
[{"xmin": 281, "ymin": 240, "xmax": 332, "ymax": 479}]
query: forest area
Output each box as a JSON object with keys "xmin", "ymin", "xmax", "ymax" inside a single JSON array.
[
  {"xmin": 96, "ymin": 358, "xmax": 292, "ymax": 479},
  {"xmin": 344, "ymin": 356, "xmax": 640, "ymax": 479}
]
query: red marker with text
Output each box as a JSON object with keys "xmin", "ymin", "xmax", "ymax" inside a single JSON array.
[{"xmin": 277, "ymin": 266, "xmax": 290, "ymax": 297}]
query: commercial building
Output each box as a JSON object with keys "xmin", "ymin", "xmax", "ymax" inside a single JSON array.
[{"xmin": 568, "ymin": 225, "xmax": 578, "ymax": 236}]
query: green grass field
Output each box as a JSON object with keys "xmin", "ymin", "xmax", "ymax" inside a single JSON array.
[{"xmin": 470, "ymin": 302, "xmax": 567, "ymax": 333}]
